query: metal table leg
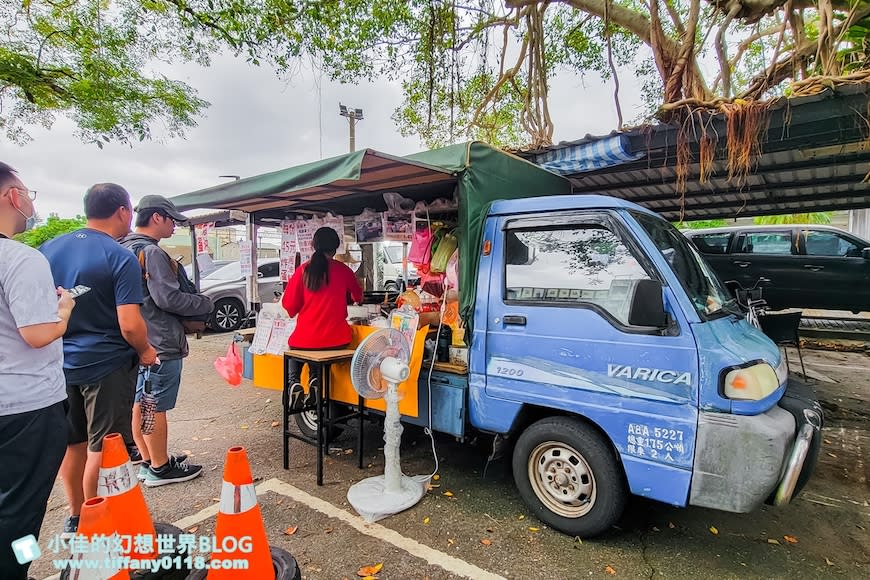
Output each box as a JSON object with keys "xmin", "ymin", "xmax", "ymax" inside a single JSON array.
[
  {"xmin": 315, "ymin": 363, "xmax": 324, "ymax": 486},
  {"xmin": 282, "ymin": 355, "xmax": 290, "ymax": 470}
]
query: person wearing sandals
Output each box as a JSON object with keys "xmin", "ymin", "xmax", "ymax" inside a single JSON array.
[{"xmin": 282, "ymin": 227, "xmax": 363, "ymax": 409}]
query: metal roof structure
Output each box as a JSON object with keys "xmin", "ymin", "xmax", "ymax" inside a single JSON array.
[{"xmin": 518, "ymin": 85, "xmax": 870, "ymax": 221}]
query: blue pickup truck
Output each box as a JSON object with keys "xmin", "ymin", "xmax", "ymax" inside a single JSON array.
[{"xmin": 400, "ymin": 194, "xmax": 823, "ymax": 537}]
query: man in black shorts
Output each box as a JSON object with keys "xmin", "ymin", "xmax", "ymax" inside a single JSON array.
[{"xmin": 41, "ymin": 184, "xmax": 157, "ymax": 537}]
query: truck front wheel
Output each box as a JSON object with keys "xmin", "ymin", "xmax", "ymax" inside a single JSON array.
[{"xmin": 513, "ymin": 417, "xmax": 627, "ymax": 537}]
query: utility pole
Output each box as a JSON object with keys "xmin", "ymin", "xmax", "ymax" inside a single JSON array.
[
  {"xmin": 339, "ymin": 103, "xmax": 364, "ymax": 152},
  {"xmin": 340, "ymin": 103, "xmax": 374, "ymax": 289}
]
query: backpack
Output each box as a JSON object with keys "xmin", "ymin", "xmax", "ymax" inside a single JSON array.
[{"xmin": 130, "ymin": 241, "xmax": 210, "ymax": 334}]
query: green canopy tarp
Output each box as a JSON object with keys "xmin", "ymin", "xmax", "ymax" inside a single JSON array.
[
  {"xmin": 167, "ymin": 141, "xmax": 571, "ymax": 323},
  {"xmin": 406, "ymin": 142, "xmax": 572, "ymax": 321},
  {"xmin": 169, "ymin": 149, "xmax": 457, "ymax": 215}
]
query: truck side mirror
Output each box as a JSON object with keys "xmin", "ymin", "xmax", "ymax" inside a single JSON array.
[
  {"xmin": 862, "ymin": 247, "xmax": 870, "ymax": 260},
  {"xmin": 628, "ymin": 279, "xmax": 668, "ymax": 328}
]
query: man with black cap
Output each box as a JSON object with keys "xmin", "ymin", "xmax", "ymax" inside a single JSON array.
[{"xmin": 121, "ymin": 195, "xmax": 212, "ymax": 487}]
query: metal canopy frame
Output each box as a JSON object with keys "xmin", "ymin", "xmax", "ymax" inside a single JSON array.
[{"xmin": 520, "ymin": 85, "xmax": 870, "ymax": 221}]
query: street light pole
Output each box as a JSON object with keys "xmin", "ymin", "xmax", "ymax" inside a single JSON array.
[{"xmin": 339, "ymin": 103, "xmax": 364, "ymax": 153}]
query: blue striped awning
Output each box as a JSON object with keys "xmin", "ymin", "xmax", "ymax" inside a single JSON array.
[{"xmin": 534, "ymin": 134, "xmax": 643, "ymax": 175}]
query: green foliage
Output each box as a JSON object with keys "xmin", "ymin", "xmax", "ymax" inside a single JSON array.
[
  {"xmin": 753, "ymin": 213, "xmax": 834, "ymax": 225},
  {"xmin": 5, "ymin": 1, "xmax": 870, "ymax": 149},
  {"xmin": 14, "ymin": 214, "xmax": 86, "ymax": 247},
  {"xmin": 675, "ymin": 219, "xmax": 729, "ymax": 230}
]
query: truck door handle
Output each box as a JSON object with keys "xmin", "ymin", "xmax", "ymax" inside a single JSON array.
[
  {"xmin": 734, "ymin": 261, "xmax": 751, "ymax": 268},
  {"xmin": 503, "ymin": 315, "xmax": 527, "ymax": 326},
  {"xmin": 804, "ymin": 264, "xmax": 824, "ymax": 271}
]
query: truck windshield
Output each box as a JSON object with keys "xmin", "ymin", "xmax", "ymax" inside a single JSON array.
[{"xmin": 632, "ymin": 212, "xmax": 734, "ymax": 319}]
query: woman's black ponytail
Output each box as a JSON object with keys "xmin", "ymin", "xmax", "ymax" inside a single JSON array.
[{"xmin": 303, "ymin": 227, "xmax": 341, "ymax": 292}]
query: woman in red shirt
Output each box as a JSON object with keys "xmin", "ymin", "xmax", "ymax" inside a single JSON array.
[{"xmin": 282, "ymin": 227, "xmax": 363, "ymax": 407}]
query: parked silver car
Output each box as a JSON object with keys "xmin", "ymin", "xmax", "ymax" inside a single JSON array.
[
  {"xmin": 200, "ymin": 259, "xmax": 283, "ymax": 331},
  {"xmin": 184, "ymin": 259, "xmax": 233, "ymax": 280}
]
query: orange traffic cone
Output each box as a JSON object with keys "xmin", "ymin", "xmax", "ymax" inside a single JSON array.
[
  {"xmin": 98, "ymin": 433, "xmax": 156, "ymax": 559},
  {"xmin": 68, "ymin": 497, "xmax": 130, "ymax": 579},
  {"xmin": 207, "ymin": 446, "xmax": 274, "ymax": 579}
]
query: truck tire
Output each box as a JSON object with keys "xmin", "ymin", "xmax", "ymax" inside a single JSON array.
[
  {"xmin": 512, "ymin": 416, "xmax": 627, "ymax": 538},
  {"xmin": 209, "ymin": 298, "xmax": 244, "ymax": 332}
]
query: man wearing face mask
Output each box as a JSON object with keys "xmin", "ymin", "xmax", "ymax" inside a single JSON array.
[
  {"xmin": 0, "ymin": 162, "xmax": 75, "ymax": 580},
  {"xmin": 40, "ymin": 183, "xmax": 157, "ymax": 539}
]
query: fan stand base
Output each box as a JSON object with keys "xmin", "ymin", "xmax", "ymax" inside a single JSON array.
[{"xmin": 347, "ymin": 475, "xmax": 426, "ymax": 523}]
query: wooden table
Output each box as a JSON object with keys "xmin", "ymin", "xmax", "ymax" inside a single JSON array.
[{"xmin": 282, "ymin": 348, "xmax": 360, "ymax": 486}]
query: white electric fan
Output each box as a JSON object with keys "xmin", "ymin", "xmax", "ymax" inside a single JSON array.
[{"xmin": 346, "ymin": 328, "xmax": 427, "ymax": 522}]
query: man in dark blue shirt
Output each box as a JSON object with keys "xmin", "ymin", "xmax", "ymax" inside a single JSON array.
[{"xmin": 41, "ymin": 183, "xmax": 157, "ymax": 537}]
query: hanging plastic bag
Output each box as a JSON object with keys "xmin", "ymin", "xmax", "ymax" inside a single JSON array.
[
  {"xmin": 430, "ymin": 230, "xmax": 458, "ymax": 273},
  {"xmin": 408, "ymin": 207, "xmax": 433, "ymax": 265},
  {"xmin": 445, "ymin": 249, "xmax": 459, "ymax": 289},
  {"xmin": 420, "ymin": 271, "xmax": 446, "ymax": 297},
  {"xmin": 214, "ymin": 342, "xmax": 243, "ymax": 387}
]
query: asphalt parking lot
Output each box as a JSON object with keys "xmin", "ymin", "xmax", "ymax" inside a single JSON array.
[{"xmin": 33, "ymin": 334, "xmax": 869, "ymax": 579}]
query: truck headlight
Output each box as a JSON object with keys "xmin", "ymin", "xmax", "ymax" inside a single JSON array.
[
  {"xmin": 723, "ymin": 363, "xmax": 779, "ymax": 401},
  {"xmin": 774, "ymin": 354, "xmax": 788, "ymax": 386}
]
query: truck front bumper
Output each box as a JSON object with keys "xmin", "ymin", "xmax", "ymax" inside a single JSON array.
[
  {"xmin": 689, "ymin": 379, "xmax": 823, "ymax": 513},
  {"xmin": 770, "ymin": 378, "xmax": 823, "ymax": 505}
]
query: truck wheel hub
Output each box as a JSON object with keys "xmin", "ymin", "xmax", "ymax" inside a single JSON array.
[{"xmin": 530, "ymin": 443, "xmax": 595, "ymax": 515}]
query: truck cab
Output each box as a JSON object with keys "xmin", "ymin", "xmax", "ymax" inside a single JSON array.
[{"xmin": 470, "ymin": 195, "xmax": 822, "ymax": 537}]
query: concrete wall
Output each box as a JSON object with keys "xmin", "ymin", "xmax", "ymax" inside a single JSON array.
[{"xmin": 849, "ymin": 209, "xmax": 870, "ymax": 241}]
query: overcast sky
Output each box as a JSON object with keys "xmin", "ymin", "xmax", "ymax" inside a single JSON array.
[{"xmin": 0, "ymin": 54, "xmax": 644, "ymax": 219}]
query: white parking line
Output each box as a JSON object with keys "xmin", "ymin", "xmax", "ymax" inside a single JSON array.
[
  {"xmin": 166, "ymin": 478, "xmax": 506, "ymax": 580},
  {"xmin": 257, "ymin": 479, "xmax": 507, "ymax": 580}
]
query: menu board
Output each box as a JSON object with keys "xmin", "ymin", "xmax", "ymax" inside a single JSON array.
[
  {"xmin": 239, "ymin": 241, "xmax": 253, "ymax": 277},
  {"xmin": 194, "ymin": 222, "xmax": 213, "ymax": 255},
  {"xmin": 280, "ymin": 220, "xmax": 298, "ymax": 282}
]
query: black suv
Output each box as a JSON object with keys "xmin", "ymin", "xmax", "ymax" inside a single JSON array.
[{"xmin": 684, "ymin": 225, "xmax": 870, "ymax": 313}]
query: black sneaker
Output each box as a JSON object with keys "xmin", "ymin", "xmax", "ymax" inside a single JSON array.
[
  {"xmin": 304, "ymin": 379, "xmax": 318, "ymax": 408},
  {"xmin": 143, "ymin": 456, "xmax": 203, "ymax": 487},
  {"xmin": 288, "ymin": 382, "xmax": 305, "ymax": 410},
  {"xmin": 60, "ymin": 515, "xmax": 79, "ymax": 540},
  {"xmin": 137, "ymin": 453, "xmax": 190, "ymax": 481},
  {"xmin": 128, "ymin": 445, "xmax": 144, "ymax": 465}
]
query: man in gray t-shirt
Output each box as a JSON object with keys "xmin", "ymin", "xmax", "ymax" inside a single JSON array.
[{"xmin": 0, "ymin": 161, "xmax": 75, "ymax": 580}]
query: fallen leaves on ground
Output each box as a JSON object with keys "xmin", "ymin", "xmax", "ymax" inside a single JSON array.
[
  {"xmin": 767, "ymin": 538, "xmax": 781, "ymax": 545},
  {"xmin": 518, "ymin": 514, "xmax": 526, "ymax": 520},
  {"xmin": 271, "ymin": 421, "xmax": 280, "ymax": 427},
  {"xmin": 240, "ymin": 425, "xmax": 249, "ymax": 429},
  {"xmin": 325, "ymin": 527, "xmax": 334, "ymax": 534},
  {"xmin": 442, "ymin": 491, "xmax": 454, "ymax": 497},
  {"xmin": 356, "ymin": 563, "xmax": 383, "ymax": 577},
  {"xmin": 187, "ymin": 526, "xmax": 199, "ymax": 533},
  {"xmin": 480, "ymin": 539, "xmax": 492, "ymax": 546},
  {"xmin": 604, "ymin": 565, "xmax": 617, "ymax": 575},
  {"xmin": 423, "ymin": 517, "xmax": 430, "ymax": 525},
  {"xmin": 668, "ymin": 522, "xmax": 676, "ymax": 529},
  {"xmin": 485, "ymin": 527, "xmax": 494, "ymax": 533},
  {"xmin": 709, "ymin": 526, "xmax": 719, "ymax": 535},
  {"xmin": 447, "ymin": 538, "xmax": 456, "ymax": 546},
  {"xmin": 433, "ymin": 474, "xmax": 440, "ymax": 481},
  {"xmin": 783, "ymin": 535, "xmax": 798, "ymax": 544},
  {"xmin": 825, "ymin": 558, "xmax": 834, "ymax": 566},
  {"xmin": 284, "ymin": 526, "xmax": 298, "ymax": 536},
  {"xmin": 528, "ymin": 527, "xmax": 540, "ymax": 532},
  {"xmin": 573, "ymin": 537, "xmax": 583, "ymax": 549}
]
